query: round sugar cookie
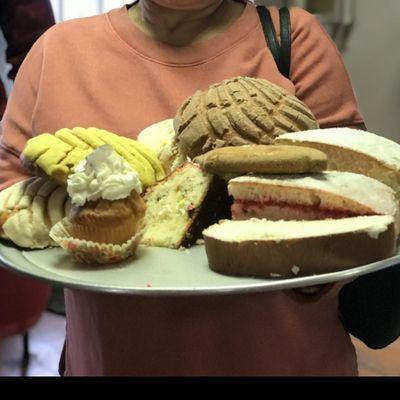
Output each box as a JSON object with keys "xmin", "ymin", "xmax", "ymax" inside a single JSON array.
[{"xmin": 194, "ymin": 145, "xmax": 328, "ymax": 176}]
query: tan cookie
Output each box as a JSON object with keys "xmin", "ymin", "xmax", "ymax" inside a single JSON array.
[{"xmin": 194, "ymin": 145, "xmax": 328, "ymax": 176}]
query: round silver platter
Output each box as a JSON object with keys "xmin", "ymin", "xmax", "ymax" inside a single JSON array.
[{"xmin": 0, "ymin": 241, "xmax": 399, "ymax": 296}]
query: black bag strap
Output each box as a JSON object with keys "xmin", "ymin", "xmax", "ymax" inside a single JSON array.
[{"xmin": 256, "ymin": 6, "xmax": 292, "ymax": 79}]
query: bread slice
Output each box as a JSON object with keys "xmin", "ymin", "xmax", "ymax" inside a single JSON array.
[
  {"xmin": 141, "ymin": 163, "xmax": 231, "ymax": 249},
  {"xmin": 203, "ymin": 216, "xmax": 396, "ymax": 278},
  {"xmin": 228, "ymin": 172, "xmax": 399, "ymax": 232},
  {"xmin": 276, "ymin": 128, "xmax": 400, "ymax": 198}
]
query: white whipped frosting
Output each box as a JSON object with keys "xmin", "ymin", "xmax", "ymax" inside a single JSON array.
[{"xmin": 67, "ymin": 145, "xmax": 142, "ymax": 206}]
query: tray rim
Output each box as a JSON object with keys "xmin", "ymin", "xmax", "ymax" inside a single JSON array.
[{"xmin": 0, "ymin": 241, "xmax": 399, "ymax": 297}]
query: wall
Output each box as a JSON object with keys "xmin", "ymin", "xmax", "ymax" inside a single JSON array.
[
  {"xmin": 342, "ymin": 0, "xmax": 400, "ymax": 141},
  {"xmin": 50, "ymin": 0, "xmax": 128, "ymax": 21},
  {"xmin": 0, "ymin": 32, "xmax": 12, "ymax": 96}
]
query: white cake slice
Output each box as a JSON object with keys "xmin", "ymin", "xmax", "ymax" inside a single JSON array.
[
  {"xmin": 203, "ymin": 216, "xmax": 396, "ymax": 278},
  {"xmin": 228, "ymin": 172, "xmax": 399, "ymax": 233},
  {"xmin": 276, "ymin": 128, "xmax": 400, "ymax": 198},
  {"xmin": 141, "ymin": 163, "xmax": 231, "ymax": 249}
]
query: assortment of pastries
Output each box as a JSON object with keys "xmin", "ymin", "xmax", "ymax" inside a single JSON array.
[{"xmin": 1, "ymin": 76, "xmax": 399, "ymax": 278}]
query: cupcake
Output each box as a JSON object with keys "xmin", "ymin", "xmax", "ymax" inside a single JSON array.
[{"xmin": 50, "ymin": 144, "xmax": 146, "ymax": 264}]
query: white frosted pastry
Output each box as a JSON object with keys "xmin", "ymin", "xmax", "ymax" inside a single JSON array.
[
  {"xmin": 229, "ymin": 172, "xmax": 399, "ymax": 228},
  {"xmin": 138, "ymin": 119, "xmax": 185, "ymax": 174},
  {"xmin": 276, "ymin": 128, "xmax": 400, "ymax": 197},
  {"xmin": 0, "ymin": 177, "xmax": 70, "ymax": 249}
]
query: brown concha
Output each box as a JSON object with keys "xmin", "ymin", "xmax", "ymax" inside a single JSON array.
[{"xmin": 174, "ymin": 77, "xmax": 319, "ymax": 159}]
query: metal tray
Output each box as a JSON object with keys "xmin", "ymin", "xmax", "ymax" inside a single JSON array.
[{"xmin": 0, "ymin": 241, "xmax": 399, "ymax": 296}]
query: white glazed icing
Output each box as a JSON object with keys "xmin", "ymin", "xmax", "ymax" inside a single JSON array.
[
  {"xmin": 203, "ymin": 216, "xmax": 394, "ymax": 242},
  {"xmin": 278, "ymin": 128, "xmax": 400, "ymax": 171},
  {"xmin": 67, "ymin": 145, "xmax": 142, "ymax": 206}
]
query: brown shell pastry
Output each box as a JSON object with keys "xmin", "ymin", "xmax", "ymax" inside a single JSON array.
[{"xmin": 174, "ymin": 76, "xmax": 319, "ymax": 159}]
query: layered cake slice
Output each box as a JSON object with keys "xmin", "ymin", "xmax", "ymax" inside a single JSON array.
[
  {"xmin": 276, "ymin": 128, "xmax": 400, "ymax": 198},
  {"xmin": 203, "ymin": 216, "xmax": 396, "ymax": 278},
  {"xmin": 141, "ymin": 163, "xmax": 231, "ymax": 249},
  {"xmin": 229, "ymin": 172, "xmax": 399, "ymax": 230}
]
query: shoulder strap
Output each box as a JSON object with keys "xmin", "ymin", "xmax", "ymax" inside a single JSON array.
[{"xmin": 256, "ymin": 6, "xmax": 292, "ymax": 79}]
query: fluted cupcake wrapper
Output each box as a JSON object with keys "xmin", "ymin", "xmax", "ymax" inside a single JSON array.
[{"xmin": 49, "ymin": 219, "xmax": 142, "ymax": 265}]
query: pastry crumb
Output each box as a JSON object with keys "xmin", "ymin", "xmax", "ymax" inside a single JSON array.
[
  {"xmin": 270, "ymin": 273, "xmax": 283, "ymax": 278},
  {"xmin": 292, "ymin": 266, "xmax": 301, "ymax": 276}
]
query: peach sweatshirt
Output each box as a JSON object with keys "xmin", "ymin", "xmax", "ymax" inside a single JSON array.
[{"xmin": 0, "ymin": 2, "xmax": 364, "ymax": 375}]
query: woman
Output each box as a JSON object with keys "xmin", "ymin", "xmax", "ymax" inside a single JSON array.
[{"xmin": 0, "ymin": 0, "xmax": 373, "ymax": 375}]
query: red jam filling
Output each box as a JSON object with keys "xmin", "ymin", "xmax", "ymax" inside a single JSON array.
[{"xmin": 232, "ymin": 199, "xmax": 375, "ymax": 219}]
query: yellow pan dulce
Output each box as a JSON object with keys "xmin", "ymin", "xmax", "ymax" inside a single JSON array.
[{"xmin": 21, "ymin": 127, "xmax": 165, "ymax": 187}]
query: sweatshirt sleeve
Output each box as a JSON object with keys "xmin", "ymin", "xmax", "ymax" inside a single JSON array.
[
  {"xmin": 284, "ymin": 8, "xmax": 365, "ymax": 128},
  {"xmin": 0, "ymin": 35, "xmax": 46, "ymax": 191}
]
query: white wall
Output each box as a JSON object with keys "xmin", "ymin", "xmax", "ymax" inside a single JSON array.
[
  {"xmin": 0, "ymin": 32, "xmax": 12, "ymax": 96},
  {"xmin": 342, "ymin": 0, "xmax": 400, "ymax": 142},
  {"xmin": 50, "ymin": 0, "xmax": 128, "ymax": 22}
]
